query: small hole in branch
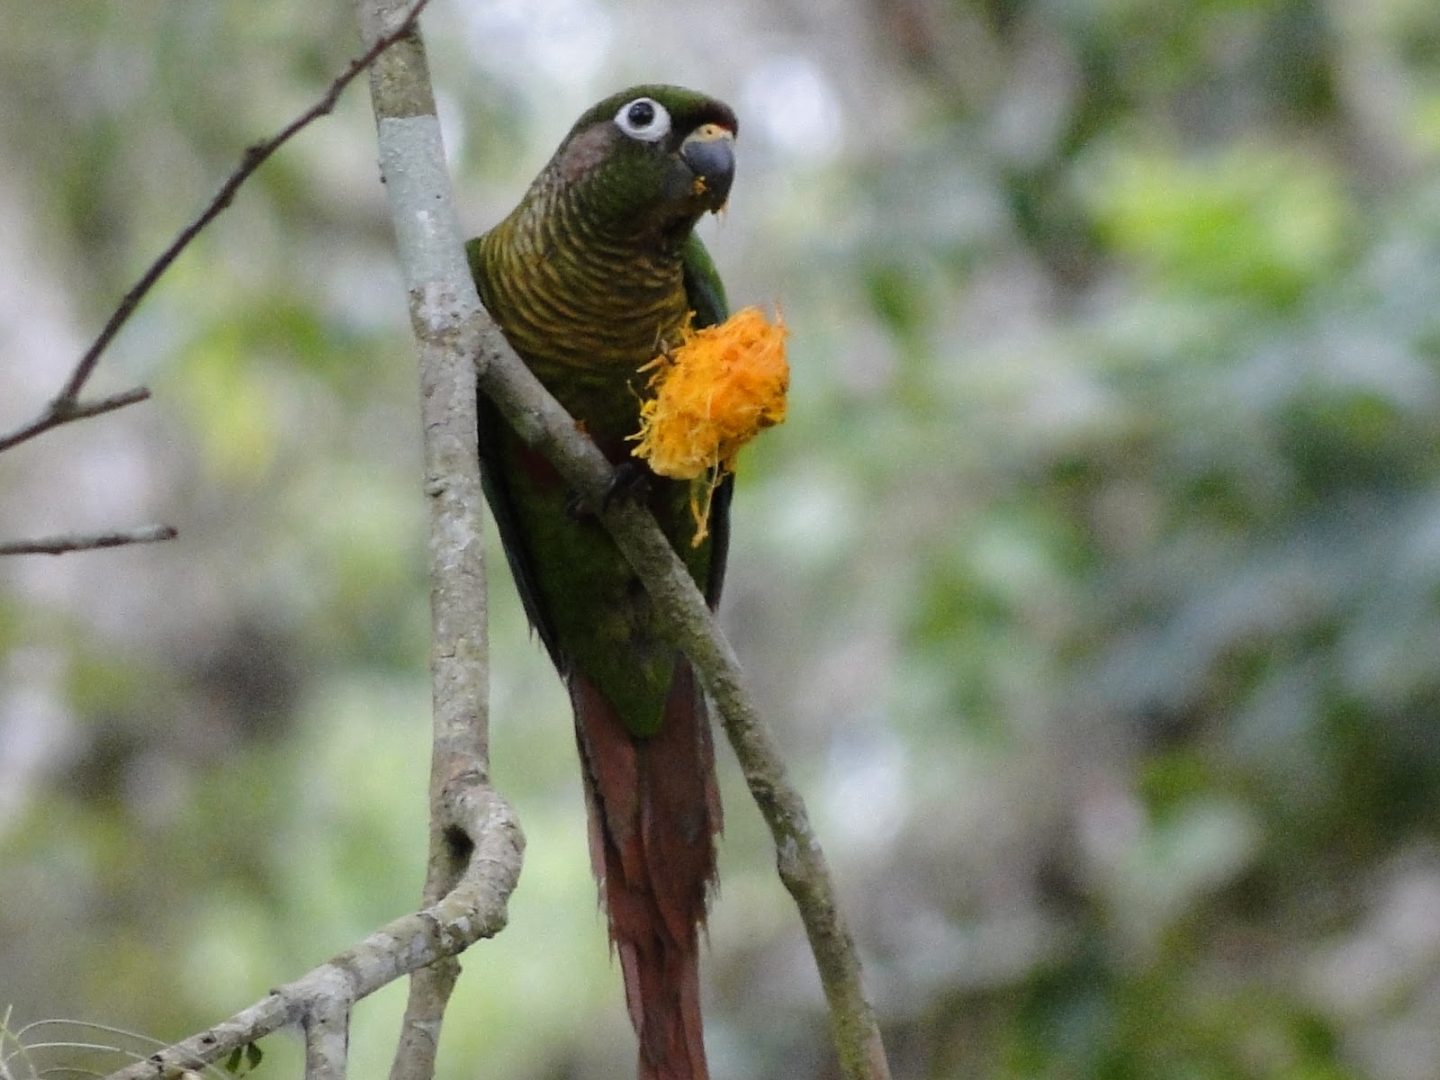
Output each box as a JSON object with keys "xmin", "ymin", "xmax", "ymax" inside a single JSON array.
[{"xmin": 443, "ymin": 824, "xmax": 474, "ymax": 866}]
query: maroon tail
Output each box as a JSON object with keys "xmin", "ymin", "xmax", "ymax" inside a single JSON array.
[{"xmin": 569, "ymin": 663, "xmax": 722, "ymax": 1080}]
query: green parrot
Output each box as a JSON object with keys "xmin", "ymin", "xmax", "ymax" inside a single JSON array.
[{"xmin": 466, "ymin": 86, "xmax": 738, "ymax": 1080}]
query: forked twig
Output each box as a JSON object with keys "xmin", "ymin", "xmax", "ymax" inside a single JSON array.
[{"xmin": 0, "ymin": 0, "xmax": 433, "ymax": 460}]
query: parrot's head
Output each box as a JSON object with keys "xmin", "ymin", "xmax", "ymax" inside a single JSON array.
[{"xmin": 545, "ymin": 84, "xmax": 738, "ymax": 244}]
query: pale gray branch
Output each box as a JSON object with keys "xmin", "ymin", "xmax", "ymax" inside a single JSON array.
[
  {"xmin": 0, "ymin": 525, "xmax": 177, "ymax": 557},
  {"xmin": 302, "ymin": 990, "xmax": 350, "ymax": 1080},
  {"xmin": 354, "ymin": 5, "xmax": 514, "ymax": 1080}
]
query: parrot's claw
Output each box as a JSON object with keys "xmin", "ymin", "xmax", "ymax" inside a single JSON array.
[
  {"xmin": 564, "ymin": 492, "xmax": 592, "ymax": 522},
  {"xmin": 562, "ymin": 463, "xmax": 652, "ymax": 522},
  {"xmin": 602, "ymin": 460, "xmax": 654, "ymax": 510}
]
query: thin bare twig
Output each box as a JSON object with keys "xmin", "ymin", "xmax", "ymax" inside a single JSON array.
[
  {"xmin": 0, "ymin": 388, "xmax": 152, "ymax": 456},
  {"xmin": 0, "ymin": 525, "xmax": 177, "ymax": 557},
  {"xmin": 59, "ymin": 0, "xmax": 434, "ymax": 404},
  {"xmin": 302, "ymin": 993, "xmax": 350, "ymax": 1080},
  {"xmin": 0, "ymin": 0, "xmax": 432, "ymax": 459}
]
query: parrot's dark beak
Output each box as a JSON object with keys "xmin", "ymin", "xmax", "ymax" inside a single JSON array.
[{"xmin": 680, "ymin": 124, "xmax": 736, "ymax": 211}]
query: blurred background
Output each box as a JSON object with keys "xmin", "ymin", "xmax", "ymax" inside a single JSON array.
[{"xmin": 4, "ymin": 0, "xmax": 1440, "ymax": 1077}]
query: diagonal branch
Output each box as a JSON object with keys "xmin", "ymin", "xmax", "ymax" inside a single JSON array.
[
  {"xmin": 472, "ymin": 327, "xmax": 893, "ymax": 1080},
  {"xmin": 61, "ymin": 0, "xmax": 881, "ymax": 1075}
]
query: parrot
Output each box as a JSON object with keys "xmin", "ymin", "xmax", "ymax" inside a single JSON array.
[{"xmin": 465, "ymin": 85, "xmax": 739, "ymax": 1080}]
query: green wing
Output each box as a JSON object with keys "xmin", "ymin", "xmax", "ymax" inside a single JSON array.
[
  {"xmin": 681, "ymin": 232, "xmax": 728, "ymax": 330},
  {"xmin": 681, "ymin": 233, "xmax": 733, "ymax": 607},
  {"xmin": 468, "ymin": 236, "xmax": 565, "ymax": 664}
]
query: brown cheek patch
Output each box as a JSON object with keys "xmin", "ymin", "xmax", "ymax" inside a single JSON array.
[{"xmin": 560, "ymin": 123, "xmax": 614, "ymax": 184}]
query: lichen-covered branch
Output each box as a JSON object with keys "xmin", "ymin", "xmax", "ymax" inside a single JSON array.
[
  {"xmin": 302, "ymin": 992, "xmax": 350, "ymax": 1080},
  {"xmin": 353, "ymin": 5, "xmax": 520, "ymax": 1080}
]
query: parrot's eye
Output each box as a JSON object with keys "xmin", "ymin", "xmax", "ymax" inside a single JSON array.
[{"xmin": 614, "ymin": 97, "xmax": 671, "ymax": 143}]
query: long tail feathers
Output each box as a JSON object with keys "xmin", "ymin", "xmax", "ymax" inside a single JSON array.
[{"xmin": 570, "ymin": 663, "xmax": 721, "ymax": 1080}]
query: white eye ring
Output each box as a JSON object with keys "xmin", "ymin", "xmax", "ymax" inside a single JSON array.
[{"xmin": 614, "ymin": 97, "xmax": 671, "ymax": 142}]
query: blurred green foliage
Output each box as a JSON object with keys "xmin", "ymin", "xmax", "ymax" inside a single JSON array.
[{"xmin": 4, "ymin": 0, "xmax": 1440, "ymax": 1078}]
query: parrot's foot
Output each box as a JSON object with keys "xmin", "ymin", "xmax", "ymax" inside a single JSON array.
[
  {"xmin": 602, "ymin": 460, "xmax": 654, "ymax": 510},
  {"xmin": 563, "ymin": 491, "xmax": 596, "ymax": 522},
  {"xmin": 563, "ymin": 462, "xmax": 653, "ymax": 522}
]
